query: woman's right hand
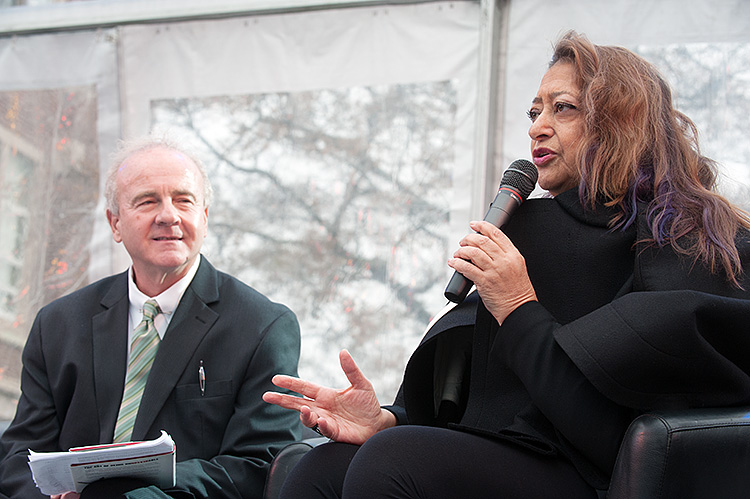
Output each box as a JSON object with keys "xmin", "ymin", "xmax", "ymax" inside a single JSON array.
[{"xmin": 262, "ymin": 349, "xmax": 396, "ymax": 445}]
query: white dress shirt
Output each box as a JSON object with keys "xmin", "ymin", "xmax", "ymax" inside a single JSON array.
[{"xmin": 125, "ymin": 258, "xmax": 201, "ymax": 361}]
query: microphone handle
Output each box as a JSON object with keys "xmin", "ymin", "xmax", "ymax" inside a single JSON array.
[
  {"xmin": 444, "ymin": 269, "xmax": 474, "ymax": 304},
  {"xmin": 443, "ymin": 188, "xmax": 522, "ymax": 303}
]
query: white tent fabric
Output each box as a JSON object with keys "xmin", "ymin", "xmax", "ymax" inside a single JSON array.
[
  {"xmin": 0, "ymin": 29, "xmax": 121, "ymax": 278},
  {"xmin": 118, "ymin": 1, "xmax": 481, "ymax": 275}
]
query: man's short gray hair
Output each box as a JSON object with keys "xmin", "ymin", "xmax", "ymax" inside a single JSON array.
[{"xmin": 105, "ymin": 132, "xmax": 213, "ymax": 215}]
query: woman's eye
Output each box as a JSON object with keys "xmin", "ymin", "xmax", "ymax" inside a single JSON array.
[
  {"xmin": 527, "ymin": 109, "xmax": 540, "ymax": 122},
  {"xmin": 554, "ymin": 102, "xmax": 577, "ymax": 113}
]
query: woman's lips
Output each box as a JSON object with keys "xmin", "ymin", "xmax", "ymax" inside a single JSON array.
[{"xmin": 532, "ymin": 148, "xmax": 556, "ymax": 166}]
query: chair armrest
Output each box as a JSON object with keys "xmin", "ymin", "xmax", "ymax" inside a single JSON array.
[
  {"xmin": 263, "ymin": 434, "xmax": 329, "ymax": 499},
  {"xmin": 607, "ymin": 406, "xmax": 750, "ymax": 499},
  {"xmin": 263, "ymin": 441, "xmax": 314, "ymax": 499}
]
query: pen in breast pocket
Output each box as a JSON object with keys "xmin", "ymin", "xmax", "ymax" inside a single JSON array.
[{"xmin": 199, "ymin": 360, "xmax": 206, "ymax": 396}]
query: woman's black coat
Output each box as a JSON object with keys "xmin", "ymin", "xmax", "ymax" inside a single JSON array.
[{"xmin": 387, "ymin": 189, "xmax": 750, "ymax": 490}]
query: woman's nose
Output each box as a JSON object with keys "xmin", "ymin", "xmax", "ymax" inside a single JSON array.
[{"xmin": 528, "ymin": 110, "xmax": 553, "ymax": 140}]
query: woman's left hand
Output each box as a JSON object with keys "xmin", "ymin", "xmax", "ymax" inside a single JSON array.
[{"xmin": 448, "ymin": 220, "xmax": 538, "ymax": 323}]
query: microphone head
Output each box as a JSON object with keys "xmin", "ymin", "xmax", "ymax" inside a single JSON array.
[{"xmin": 500, "ymin": 159, "xmax": 538, "ymax": 200}]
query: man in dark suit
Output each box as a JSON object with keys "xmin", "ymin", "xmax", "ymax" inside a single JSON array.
[{"xmin": 0, "ymin": 134, "xmax": 301, "ymax": 498}]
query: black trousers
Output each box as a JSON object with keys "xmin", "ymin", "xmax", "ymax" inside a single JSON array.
[{"xmin": 279, "ymin": 425, "xmax": 599, "ymax": 498}]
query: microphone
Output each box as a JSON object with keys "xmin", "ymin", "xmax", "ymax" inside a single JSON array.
[{"xmin": 444, "ymin": 159, "xmax": 538, "ymax": 304}]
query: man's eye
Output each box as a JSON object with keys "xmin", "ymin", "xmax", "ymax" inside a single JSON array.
[{"xmin": 527, "ymin": 109, "xmax": 540, "ymax": 122}]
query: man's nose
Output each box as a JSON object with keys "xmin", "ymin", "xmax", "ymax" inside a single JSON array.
[{"xmin": 155, "ymin": 200, "xmax": 180, "ymax": 225}]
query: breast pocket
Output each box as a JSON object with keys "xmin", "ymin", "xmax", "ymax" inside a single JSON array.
[
  {"xmin": 173, "ymin": 380, "xmax": 235, "ymax": 458},
  {"xmin": 175, "ymin": 379, "xmax": 233, "ymax": 401}
]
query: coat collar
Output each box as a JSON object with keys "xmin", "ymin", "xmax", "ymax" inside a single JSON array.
[
  {"xmin": 133, "ymin": 255, "xmax": 220, "ymax": 439},
  {"xmin": 552, "ymin": 188, "xmax": 620, "ymax": 229},
  {"xmin": 93, "ymin": 255, "xmax": 221, "ymax": 442},
  {"xmin": 93, "ymin": 274, "xmax": 129, "ymax": 443}
]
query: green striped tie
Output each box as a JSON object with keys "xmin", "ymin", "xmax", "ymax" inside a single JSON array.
[{"xmin": 113, "ymin": 299, "xmax": 162, "ymax": 443}]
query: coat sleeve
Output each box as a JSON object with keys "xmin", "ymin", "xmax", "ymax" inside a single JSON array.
[
  {"xmin": 382, "ymin": 385, "xmax": 408, "ymax": 425},
  {"xmin": 553, "ymin": 290, "xmax": 750, "ymax": 409},
  {"xmin": 497, "ymin": 290, "xmax": 750, "ymax": 474},
  {"xmin": 0, "ymin": 313, "xmax": 65, "ymax": 499}
]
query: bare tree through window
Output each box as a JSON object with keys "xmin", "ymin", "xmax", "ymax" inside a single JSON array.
[
  {"xmin": 637, "ymin": 42, "xmax": 750, "ymax": 209},
  {"xmin": 152, "ymin": 82, "xmax": 457, "ymax": 399}
]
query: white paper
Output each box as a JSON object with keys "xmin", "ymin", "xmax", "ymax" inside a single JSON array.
[{"xmin": 28, "ymin": 430, "xmax": 176, "ymax": 495}]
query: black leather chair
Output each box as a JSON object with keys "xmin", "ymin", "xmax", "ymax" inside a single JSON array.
[
  {"xmin": 263, "ymin": 429, "xmax": 328, "ymax": 499},
  {"xmin": 263, "ymin": 440, "xmax": 317, "ymax": 499},
  {"xmin": 263, "ymin": 407, "xmax": 750, "ymax": 499},
  {"xmin": 607, "ymin": 406, "xmax": 750, "ymax": 498}
]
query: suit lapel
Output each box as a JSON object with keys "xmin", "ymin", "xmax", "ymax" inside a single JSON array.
[
  {"xmin": 132, "ymin": 257, "xmax": 220, "ymax": 439},
  {"xmin": 92, "ymin": 272, "xmax": 130, "ymax": 443}
]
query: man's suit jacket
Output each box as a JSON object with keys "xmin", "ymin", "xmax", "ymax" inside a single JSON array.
[{"xmin": 0, "ymin": 256, "xmax": 302, "ymax": 498}]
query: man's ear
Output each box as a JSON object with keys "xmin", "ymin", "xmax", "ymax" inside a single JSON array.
[{"xmin": 106, "ymin": 209, "xmax": 123, "ymax": 243}]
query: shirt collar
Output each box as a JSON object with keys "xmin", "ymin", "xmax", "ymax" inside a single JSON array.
[{"xmin": 128, "ymin": 257, "xmax": 201, "ymax": 320}]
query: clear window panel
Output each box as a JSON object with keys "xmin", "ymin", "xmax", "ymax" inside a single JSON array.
[
  {"xmin": 0, "ymin": 87, "xmax": 99, "ymax": 420},
  {"xmin": 152, "ymin": 82, "xmax": 456, "ymax": 400},
  {"xmin": 637, "ymin": 42, "xmax": 750, "ymax": 210}
]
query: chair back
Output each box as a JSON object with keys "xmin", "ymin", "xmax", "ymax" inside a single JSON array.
[{"xmin": 608, "ymin": 407, "xmax": 750, "ymax": 498}]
